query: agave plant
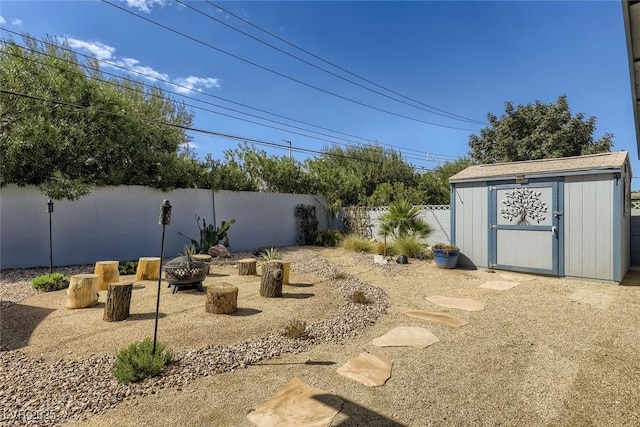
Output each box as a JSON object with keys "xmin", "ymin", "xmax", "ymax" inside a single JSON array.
[{"xmin": 260, "ymin": 247, "xmax": 281, "ymax": 261}]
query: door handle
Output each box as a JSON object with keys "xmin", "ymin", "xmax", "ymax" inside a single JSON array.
[{"xmin": 551, "ymin": 226, "xmax": 557, "ymax": 236}]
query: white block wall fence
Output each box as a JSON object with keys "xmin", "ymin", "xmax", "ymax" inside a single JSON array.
[{"xmin": 0, "ymin": 185, "xmax": 330, "ymax": 269}]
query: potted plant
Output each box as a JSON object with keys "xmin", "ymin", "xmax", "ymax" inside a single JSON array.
[{"xmin": 431, "ymin": 243, "xmax": 459, "ymax": 269}]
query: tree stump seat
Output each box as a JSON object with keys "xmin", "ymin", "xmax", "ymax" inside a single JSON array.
[
  {"xmin": 135, "ymin": 257, "xmax": 160, "ymax": 281},
  {"xmin": 260, "ymin": 260, "xmax": 283, "ymax": 298},
  {"xmin": 238, "ymin": 258, "xmax": 257, "ymax": 276},
  {"xmin": 67, "ymin": 274, "xmax": 99, "ymax": 309},
  {"xmin": 95, "ymin": 261, "xmax": 120, "ymax": 291},
  {"xmin": 206, "ymin": 283, "xmax": 238, "ymax": 314},
  {"xmin": 103, "ymin": 281, "xmax": 133, "ymax": 322}
]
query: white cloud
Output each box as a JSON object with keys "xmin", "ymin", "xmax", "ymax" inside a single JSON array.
[
  {"xmin": 11, "ymin": 18, "xmax": 23, "ymax": 26},
  {"xmin": 173, "ymin": 76, "xmax": 221, "ymax": 94},
  {"xmin": 107, "ymin": 57, "xmax": 170, "ymax": 83},
  {"xmin": 0, "ymin": 16, "xmax": 6, "ymax": 25},
  {"xmin": 122, "ymin": 0, "xmax": 166, "ymax": 13},
  {"xmin": 67, "ymin": 38, "xmax": 116, "ymax": 60}
]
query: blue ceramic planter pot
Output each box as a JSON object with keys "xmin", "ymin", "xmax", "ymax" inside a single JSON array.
[{"xmin": 433, "ymin": 248, "xmax": 459, "ymax": 269}]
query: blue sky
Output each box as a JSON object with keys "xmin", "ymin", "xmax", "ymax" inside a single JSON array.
[{"xmin": 1, "ymin": 1, "xmax": 637, "ymax": 185}]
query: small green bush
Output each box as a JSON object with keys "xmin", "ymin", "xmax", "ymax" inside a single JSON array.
[
  {"xmin": 341, "ymin": 234, "xmax": 374, "ymax": 253},
  {"xmin": 31, "ymin": 273, "xmax": 70, "ymax": 292},
  {"xmin": 283, "ymin": 320, "xmax": 308, "ymax": 339},
  {"xmin": 315, "ymin": 229, "xmax": 342, "ymax": 247},
  {"xmin": 111, "ymin": 338, "xmax": 173, "ymax": 384},
  {"xmin": 118, "ymin": 260, "xmax": 138, "ymax": 275},
  {"xmin": 393, "ymin": 235, "xmax": 425, "ymax": 258},
  {"xmin": 260, "ymin": 247, "xmax": 281, "ymax": 261}
]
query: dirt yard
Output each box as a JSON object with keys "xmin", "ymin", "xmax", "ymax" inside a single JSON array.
[{"xmin": 2, "ymin": 247, "xmax": 640, "ymax": 426}]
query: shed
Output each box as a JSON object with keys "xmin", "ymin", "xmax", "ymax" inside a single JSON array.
[{"xmin": 449, "ymin": 151, "xmax": 632, "ymax": 283}]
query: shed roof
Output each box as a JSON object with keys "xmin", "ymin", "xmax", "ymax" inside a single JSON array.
[{"xmin": 449, "ymin": 151, "xmax": 629, "ymax": 183}]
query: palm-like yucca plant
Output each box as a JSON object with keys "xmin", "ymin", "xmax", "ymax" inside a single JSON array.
[{"xmin": 378, "ymin": 200, "xmax": 431, "ymax": 257}]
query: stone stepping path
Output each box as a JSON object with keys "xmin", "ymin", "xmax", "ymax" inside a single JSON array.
[
  {"xmin": 336, "ymin": 352, "xmax": 392, "ymax": 387},
  {"xmin": 426, "ymin": 295, "xmax": 485, "ymax": 312},
  {"xmin": 372, "ymin": 326, "xmax": 439, "ymax": 348},
  {"xmin": 479, "ymin": 280, "xmax": 520, "ymax": 290},
  {"xmin": 458, "ymin": 287, "xmax": 499, "ymax": 297},
  {"xmin": 404, "ymin": 310, "xmax": 468, "ymax": 327},
  {"xmin": 247, "ymin": 378, "xmax": 343, "ymax": 427}
]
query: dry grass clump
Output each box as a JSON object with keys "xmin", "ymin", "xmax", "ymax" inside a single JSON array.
[
  {"xmin": 393, "ymin": 236, "xmax": 426, "ymax": 258},
  {"xmin": 374, "ymin": 241, "xmax": 397, "ymax": 256},
  {"xmin": 341, "ymin": 234, "xmax": 374, "ymax": 253},
  {"xmin": 348, "ymin": 290, "xmax": 369, "ymax": 304},
  {"xmin": 283, "ymin": 319, "xmax": 308, "ymax": 339}
]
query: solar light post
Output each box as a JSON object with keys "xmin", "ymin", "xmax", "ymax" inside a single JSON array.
[
  {"xmin": 47, "ymin": 200, "xmax": 54, "ymax": 274},
  {"xmin": 153, "ymin": 199, "xmax": 172, "ymax": 355}
]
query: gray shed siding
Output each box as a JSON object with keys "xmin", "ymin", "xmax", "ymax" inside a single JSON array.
[
  {"xmin": 620, "ymin": 169, "xmax": 631, "ymax": 279},
  {"xmin": 452, "ymin": 182, "xmax": 488, "ymax": 268},
  {"xmin": 564, "ymin": 174, "xmax": 614, "ymax": 281}
]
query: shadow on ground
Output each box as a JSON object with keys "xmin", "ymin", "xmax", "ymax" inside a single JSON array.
[
  {"xmin": 312, "ymin": 394, "xmax": 408, "ymax": 427},
  {"xmin": 0, "ymin": 304, "xmax": 55, "ymax": 351},
  {"xmin": 282, "ymin": 293, "xmax": 314, "ymax": 299},
  {"xmin": 229, "ymin": 308, "xmax": 261, "ymax": 317}
]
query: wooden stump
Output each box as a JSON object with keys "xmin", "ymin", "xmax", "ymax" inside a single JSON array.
[
  {"xmin": 238, "ymin": 258, "xmax": 257, "ymax": 276},
  {"xmin": 135, "ymin": 257, "xmax": 160, "ymax": 281},
  {"xmin": 281, "ymin": 261, "xmax": 291, "ymax": 286},
  {"xmin": 103, "ymin": 281, "xmax": 133, "ymax": 322},
  {"xmin": 67, "ymin": 274, "xmax": 99, "ymax": 309},
  {"xmin": 205, "ymin": 283, "xmax": 238, "ymax": 314},
  {"xmin": 192, "ymin": 254, "xmax": 212, "ymax": 274},
  {"xmin": 260, "ymin": 260, "xmax": 283, "ymax": 298},
  {"xmin": 95, "ymin": 261, "xmax": 120, "ymax": 291}
]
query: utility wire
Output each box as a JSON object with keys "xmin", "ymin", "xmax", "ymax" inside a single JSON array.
[
  {"xmin": 1, "ymin": 88, "xmax": 442, "ymax": 172},
  {"xmin": 207, "ymin": 0, "xmax": 487, "ymax": 126},
  {"xmin": 102, "ymin": 0, "xmax": 479, "ymax": 132},
  {"xmin": 2, "ymin": 30, "xmax": 458, "ymax": 161},
  {"xmin": 179, "ymin": 0, "xmax": 483, "ymax": 125},
  {"xmin": 5, "ymin": 46, "xmax": 439, "ymax": 165}
]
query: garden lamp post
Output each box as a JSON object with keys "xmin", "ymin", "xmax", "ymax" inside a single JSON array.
[
  {"xmin": 47, "ymin": 199, "xmax": 54, "ymax": 274},
  {"xmin": 153, "ymin": 199, "xmax": 172, "ymax": 355}
]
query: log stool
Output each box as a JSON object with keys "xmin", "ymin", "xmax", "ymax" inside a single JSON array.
[
  {"xmin": 281, "ymin": 260, "xmax": 291, "ymax": 286},
  {"xmin": 95, "ymin": 261, "xmax": 120, "ymax": 291},
  {"xmin": 260, "ymin": 260, "xmax": 283, "ymax": 298},
  {"xmin": 205, "ymin": 283, "xmax": 238, "ymax": 314},
  {"xmin": 67, "ymin": 274, "xmax": 100, "ymax": 309},
  {"xmin": 103, "ymin": 281, "xmax": 133, "ymax": 322},
  {"xmin": 192, "ymin": 254, "xmax": 212, "ymax": 273},
  {"xmin": 238, "ymin": 258, "xmax": 257, "ymax": 276},
  {"xmin": 135, "ymin": 257, "xmax": 160, "ymax": 281}
]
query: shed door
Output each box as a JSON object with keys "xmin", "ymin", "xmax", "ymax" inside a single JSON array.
[{"xmin": 489, "ymin": 181, "xmax": 563, "ymax": 275}]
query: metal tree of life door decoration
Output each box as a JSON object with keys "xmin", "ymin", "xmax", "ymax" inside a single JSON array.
[{"xmin": 500, "ymin": 188, "xmax": 548, "ymax": 225}]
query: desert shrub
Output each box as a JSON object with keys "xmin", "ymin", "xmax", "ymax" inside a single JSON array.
[
  {"xmin": 341, "ymin": 234, "xmax": 374, "ymax": 253},
  {"xmin": 283, "ymin": 319, "xmax": 308, "ymax": 339},
  {"xmin": 348, "ymin": 290, "xmax": 369, "ymax": 304},
  {"xmin": 315, "ymin": 229, "xmax": 342, "ymax": 247},
  {"xmin": 393, "ymin": 235, "xmax": 426, "ymax": 259},
  {"xmin": 432, "ymin": 243, "xmax": 460, "ymax": 255},
  {"xmin": 118, "ymin": 260, "xmax": 138, "ymax": 275},
  {"xmin": 330, "ymin": 271, "xmax": 348, "ymax": 280},
  {"xmin": 111, "ymin": 338, "xmax": 173, "ymax": 384},
  {"xmin": 260, "ymin": 247, "xmax": 281, "ymax": 261},
  {"xmin": 374, "ymin": 241, "xmax": 397, "ymax": 256},
  {"xmin": 31, "ymin": 273, "xmax": 70, "ymax": 292}
]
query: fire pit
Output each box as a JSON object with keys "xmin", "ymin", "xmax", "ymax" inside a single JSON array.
[{"xmin": 163, "ymin": 256, "xmax": 209, "ymax": 294}]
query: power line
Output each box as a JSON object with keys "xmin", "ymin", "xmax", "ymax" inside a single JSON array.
[
  {"xmin": 207, "ymin": 1, "xmax": 487, "ymax": 126},
  {"xmin": 102, "ymin": 0, "xmax": 480, "ymax": 132},
  {"xmin": 0, "ymin": 88, "xmax": 441, "ymax": 172},
  {"xmin": 4, "ymin": 43, "xmax": 439, "ymax": 165},
  {"xmin": 2, "ymin": 31, "xmax": 460, "ymax": 162},
  {"xmin": 178, "ymin": 0, "xmax": 483, "ymax": 126}
]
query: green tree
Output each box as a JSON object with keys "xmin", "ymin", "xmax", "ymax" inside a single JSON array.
[
  {"xmin": 0, "ymin": 36, "xmax": 200, "ymax": 200},
  {"xmin": 469, "ymin": 95, "xmax": 613, "ymax": 164}
]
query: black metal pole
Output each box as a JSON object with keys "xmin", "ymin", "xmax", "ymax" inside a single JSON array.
[
  {"xmin": 47, "ymin": 200, "xmax": 54, "ymax": 274},
  {"xmin": 152, "ymin": 223, "xmax": 166, "ymax": 355}
]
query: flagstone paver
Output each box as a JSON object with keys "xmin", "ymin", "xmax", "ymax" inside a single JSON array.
[
  {"xmin": 426, "ymin": 295, "xmax": 485, "ymax": 311},
  {"xmin": 458, "ymin": 287, "xmax": 499, "ymax": 297},
  {"xmin": 336, "ymin": 352, "xmax": 393, "ymax": 387},
  {"xmin": 404, "ymin": 310, "xmax": 468, "ymax": 327},
  {"xmin": 247, "ymin": 378, "xmax": 343, "ymax": 427},
  {"xmin": 479, "ymin": 280, "xmax": 520, "ymax": 291},
  {"xmin": 371, "ymin": 326, "xmax": 439, "ymax": 348}
]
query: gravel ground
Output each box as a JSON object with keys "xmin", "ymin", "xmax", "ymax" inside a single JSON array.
[{"xmin": 3, "ymin": 248, "xmax": 640, "ymax": 427}]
